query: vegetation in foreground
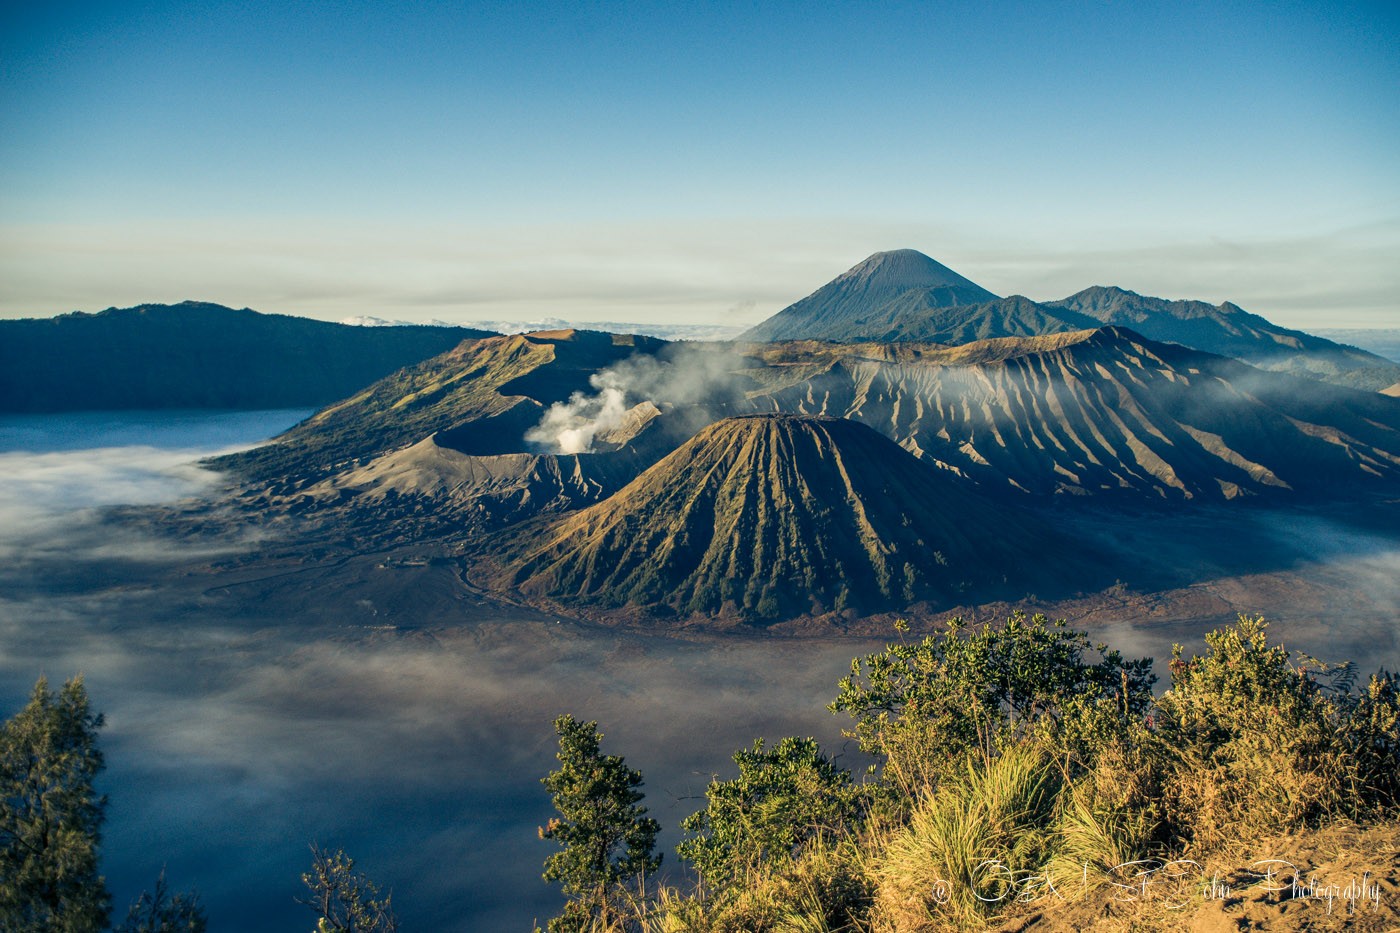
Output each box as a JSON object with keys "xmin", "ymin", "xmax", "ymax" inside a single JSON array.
[
  {"xmin": 3, "ymin": 613, "xmax": 1397, "ymax": 931},
  {"xmin": 536, "ymin": 613, "xmax": 1400, "ymax": 932},
  {"xmin": 0, "ymin": 676, "xmax": 399, "ymax": 933}
]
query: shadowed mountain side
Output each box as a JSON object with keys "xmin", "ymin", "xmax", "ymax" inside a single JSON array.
[
  {"xmin": 1047, "ymin": 286, "xmax": 1400, "ymax": 391},
  {"xmin": 742, "ymin": 249, "xmax": 999, "ymax": 342},
  {"xmin": 744, "ymin": 328, "xmax": 1400, "ymax": 501},
  {"xmin": 477, "ymin": 414, "xmax": 1092, "ymax": 623},
  {"xmin": 0, "ymin": 301, "xmax": 495, "ymax": 413},
  {"xmin": 817, "ymin": 294, "xmax": 1099, "ymax": 344},
  {"xmin": 210, "ymin": 329, "xmax": 668, "ymax": 483}
]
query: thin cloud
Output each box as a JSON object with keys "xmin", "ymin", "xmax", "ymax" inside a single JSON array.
[{"xmin": 8, "ymin": 216, "xmax": 1392, "ymax": 329}]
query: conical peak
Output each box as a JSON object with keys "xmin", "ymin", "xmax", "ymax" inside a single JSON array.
[
  {"xmin": 740, "ymin": 249, "xmax": 1001, "ymax": 342},
  {"xmin": 841, "ymin": 249, "xmax": 985, "ymax": 291}
]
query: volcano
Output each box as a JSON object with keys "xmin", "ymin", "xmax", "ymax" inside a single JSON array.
[
  {"xmin": 484, "ymin": 414, "xmax": 1086, "ymax": 622},
  {"xmin": 747, "ymin": 328, "xmax": 1400, "ymax": 501},
  {"xmin": 742, "ymin": 250, "xmax": 1000, "ymax": 342}
]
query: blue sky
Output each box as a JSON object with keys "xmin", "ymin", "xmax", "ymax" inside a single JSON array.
[{"xmin": 2, "ymin": 1, "xmax": 1397, "ymax": 327}]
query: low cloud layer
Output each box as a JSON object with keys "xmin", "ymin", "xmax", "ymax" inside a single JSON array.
[
  {"xmin": 0, "ymin": 586, "xmax": 872, "ymax": 931},
  {"xmin": 5, "ymin": 410, "xmax": 1400, "ymax": 929},
  {"xmin": 0, "ymin": 410, "xmax": 873, "ymax": 929},
  {"xmin": 0, "ymin": 410, "xmax": 306, "ymax": 565}
]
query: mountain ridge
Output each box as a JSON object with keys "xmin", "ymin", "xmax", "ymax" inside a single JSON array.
[
  {"xmin": 211, "ymin": 328, "xmax": 671, "ymax": 482},
  {"xmin": 740, "ymin": 251, "xmax": 1400, "ymax": 390},
  {"xmin": 203, "ymin": 322, "xmax": 1400, "ymax": 623},
  {"xmin": 744, "ymin": 326, "xmax": 1400, "ymax": 501},
  {"xmin": 0, "ymin": 301, "xmax": 497, "ymax": 413}
]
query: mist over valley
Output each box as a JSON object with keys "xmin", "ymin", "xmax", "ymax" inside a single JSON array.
[{"xmin": 4, "ymin": 250, "xmax": 1400, "ymax": 930}]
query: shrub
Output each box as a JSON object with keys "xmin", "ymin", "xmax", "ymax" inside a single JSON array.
[
  {"xmin": 118, "ymin": 870, "xmax": 208, "ymax": 933},
  {"xmin": 653, "ymin": 840, "xmax": 871, "ymax": 933},
  {"xmin": 1154, "ymin": 615, "xmax": 1355, "ymax": 852},
  {"xmin": 679, "ymin": 737, "xmax": 864, "ymax": 888},
  {"xmin": 1343, "ymin": 669, "xmax": 1400, "ymax": 810},
  {"xmin": 540, "ymin": 715, "xmax": 661, "ymax": 933},
  {"xmin": 300, "ymin": 845, "xmax": 398, "ymax": 933},
  {"xmin": 0, "ymin": 676, "xmax": 110, "ymax": 933},
  {"xmin": 830, "ymin": 612, "xmax": 1154, "ymax": 800},
  {"xmin": 871, "ymin": 743, "xmax": 1061, "ymax": 931}
]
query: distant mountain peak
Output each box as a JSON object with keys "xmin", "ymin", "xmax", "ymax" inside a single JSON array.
[
  {"xmin": 843, "ymin": 248, "xmax": 983, "ymax": 285},
  {"xmin": 742, "ymin": 249, "xmax": 1000, "ymax": 342},
  {"xmin": 1067, "ymin": 285, "xmax": 1142, "ymax": 301},
  {"xmin": 825, "ymin": 248, "xmax": 992, "ymax": 294},
  {"xmin": 1045, "ymin": 290, "xmax": 1400, "ymax": 390}
]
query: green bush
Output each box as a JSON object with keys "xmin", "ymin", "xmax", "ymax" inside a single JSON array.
[
  {"xmin": 652, "ymin": 840, "xmax": 871, "ymax": 933},
  {"xmin": 540, "ymin": 715, "xmax": 661, "ymax": 933},
  {"xmin": 545, "ymin": 613, "xmax": 1399, "ymax": 932},
  {"xmin": 679, "ymin": 738, "xmax": 864, "ymax": 888},
  {"xmin": 1343, "ymin": 669, "xmax": 1400, "ymax": 809},
  {"xmin": 1155, "ymin": 615, "xmax": 1356, "ymax": 851},
  {"xmin": 830, "ymin": 612, "xmax": 1154, "ymax": 800},
  {"xmin": 872, "ymin": 743, "xmax": 1061, "ymax": 929},
  {"xmin": 0, "ymin": 676, "xmax": 110, "ymax": 933}
]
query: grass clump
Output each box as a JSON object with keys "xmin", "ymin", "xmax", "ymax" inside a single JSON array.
[
  {"xmin": 538, "ymin": 613, "xmax": 1400, "ymax": 933},
  {"xmin": 872, "ymin": 743, "xmax": 1061, "ymax": 929}
]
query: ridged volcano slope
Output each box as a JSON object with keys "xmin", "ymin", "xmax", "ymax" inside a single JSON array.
[
  {"xmin": 742, "ymin": 328, "xmax": 1400, "ymax": 501},
  {"xmin": 486, "ymin": 414, "xmax": 1079, "ymax": 621},
  {"xmin": 304, "ymin": 401, "xmax": 668, "ymax": 529},
  {"xmin": 805, "ymin": 294, "xmax": 1099, "ymax": 344}
]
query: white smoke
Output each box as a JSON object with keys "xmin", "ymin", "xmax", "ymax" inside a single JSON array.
[
  {"xmin": 524, "ymin": 372, "xmax": 633, "ymax": 454},
  {"xmin": 523, "ymin": 344, "xmax": 751, "ymax": 454}
]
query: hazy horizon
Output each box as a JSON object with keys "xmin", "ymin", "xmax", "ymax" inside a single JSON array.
[
  {"xmin": 5, "ymin": 240, "xmax": 1399, "ymax": 335},
  {"xmin": 2, "ymin": 3, "xmax": 1396, "ymax": 330}
]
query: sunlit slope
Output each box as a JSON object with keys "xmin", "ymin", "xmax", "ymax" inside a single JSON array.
[
  {"xmin": 746, "ymin": 328, "xmax": 1400, "ymax": 500},
  {"xmin": 218, "ymin": 325, "xmax": 1400, "ymax": 510},
  {"xmin": 301, "ymin": 403, "xmax": 665, "ymax": 529},
  {"xmin": 487, "ymin": 414, "xmax": 1080, "ymax": 621},
  {"xmin": 212, "ymin": 329, "xmax": 666, "ymax": 482}
]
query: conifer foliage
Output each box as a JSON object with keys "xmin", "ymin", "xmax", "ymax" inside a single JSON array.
[
  {"xmin": 539, "ymin": 715, "xmax": 660, "ymax": 933},
  {"xmin": 0, "ymin": 676, "xmax": 111, "ymax": 932}
]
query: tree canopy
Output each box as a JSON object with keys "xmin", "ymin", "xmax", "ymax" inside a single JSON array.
[
  {"xmin": 0, "ymin": 675, "xmax": 111, "ymax": 932},
  {"xmin": 539, "ymin": 714, "xmax": 660, "ymax": 933}
]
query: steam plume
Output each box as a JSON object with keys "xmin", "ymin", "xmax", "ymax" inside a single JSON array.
[
  {"xmin": 524, "ymin": 372, "xmax": 632, "ymax": 454},
  {"xmin": 523, "ymin": 344, "xmax": 749, "ymax": 454}
]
